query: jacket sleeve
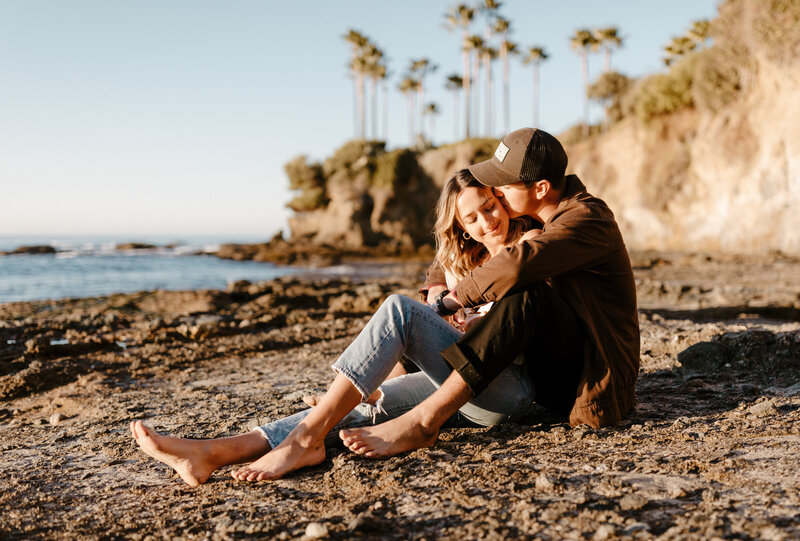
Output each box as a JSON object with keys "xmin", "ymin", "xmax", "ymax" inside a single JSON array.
[
  {"xmin": 418, "ymin": 258, "xmax": 447, "ymax": 301},
  {"xmin": 454, "ymin": 205, "xmax": 615, "ymax": 306}
]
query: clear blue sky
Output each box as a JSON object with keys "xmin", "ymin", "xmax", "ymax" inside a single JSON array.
[{"xmin": 0, "ymin": 0, "xmax": 720, "ymax": 239}]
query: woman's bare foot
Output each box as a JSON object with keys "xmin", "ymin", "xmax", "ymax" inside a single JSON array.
[
  {"xmin": 231, "ymin": 434, "xmax": 326, "ymax": 482},
  {"xmin": 303, "ymin": 389, "xmax": 381, "ymax": 408},
  {"xmin": 339, "ymin": 411, "xmax": 439, "ymax": 458},
  {"xmin": 130, "ymin": 421, "xmax": 219, "ymax": 486}
]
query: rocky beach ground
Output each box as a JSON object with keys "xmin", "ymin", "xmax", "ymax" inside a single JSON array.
[{"xmin": 1, "ymin": 251, "xmax": 799, "ymax": 540}]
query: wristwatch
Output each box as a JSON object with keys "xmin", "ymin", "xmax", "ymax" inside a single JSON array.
[{"xmin": 431, "ymin": 289, "xmax": 458, "ymax": 316}]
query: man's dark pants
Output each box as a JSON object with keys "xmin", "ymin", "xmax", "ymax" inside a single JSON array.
[{"xmin": 442, "ymin": 283, "xmax": 588, "ymax": 417}]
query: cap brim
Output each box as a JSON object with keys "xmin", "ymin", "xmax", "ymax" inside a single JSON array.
[{"xmin": 468, "ymin": 159, "xmax": 521, "ymax": 187}]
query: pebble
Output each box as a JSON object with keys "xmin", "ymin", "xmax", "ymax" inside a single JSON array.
[
  {"xmin": 50, "ymin": 413, "xmax": 65, "ymax": 425},
  {"xmin": 348, "ymin": 512, "xmax": 383, "ymax": 532},
  {"xmin": 748, "ymin": 399, "xmax": 779, "ymax": 417},
  {"xmin": 535, "ymin": 473, "xmax": 557, "ymax": 491},
  {"xmin": 593, "ymin": 524, "xmax": 616, "ymax": 540},
  {"xmin": 304, "ymin": 522, "xmax": 328, "ymax": 539},
  {"xmin": 623, "ymin": 522, "xmax": 651, "ymax": 535},
  {"xmin": 619, "ymin": 494, "xmax": 648, "ymax": 511}
]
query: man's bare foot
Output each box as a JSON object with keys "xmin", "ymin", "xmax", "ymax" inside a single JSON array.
[
  {"xmin": 303, "ymin": 389, "xmax": 381, "ymax": 408},
  {"xmin": 231, "ymin": 435, "xmax": 326, "ymax": 482},
  {"xmin": 339, "ymin": 412, "xmax": 439, "ymax": 458},
  {"xmin": 130, "ymin": 420, "xmax": 218, "ymax": 486}
]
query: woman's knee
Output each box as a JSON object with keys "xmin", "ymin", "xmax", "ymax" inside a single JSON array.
[{"xmin": 381, "ymin": 293, "xmax": 416, "ymax": 314}]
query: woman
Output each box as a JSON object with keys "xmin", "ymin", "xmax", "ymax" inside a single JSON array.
[{"xmin": 131, "ymin": 169, "xmax": 538, "ymax": 485}]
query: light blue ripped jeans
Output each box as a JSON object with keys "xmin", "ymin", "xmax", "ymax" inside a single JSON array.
[{"xmin": 256, "ymin": 294, "xmax": 534, "ymax": 448}]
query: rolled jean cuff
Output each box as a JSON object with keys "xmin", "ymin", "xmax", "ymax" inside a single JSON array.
[
  {"xmin": 440, "ymin": 343, "xmax": 487, "ymax": 396},
  {"xmin": 253, "ymin": 426, "xmax": 277, "ymax": 448},
  {"xmin": 331, "ymin": 360, "xmax": 371, "ymax": 402}
]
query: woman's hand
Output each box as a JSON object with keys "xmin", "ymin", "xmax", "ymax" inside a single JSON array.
[
  {"xmin": 456, "ymin": 316, "xmax": 481, "ymax": 333},
  {"xmin": 518, "ymin": 228, "xmax": 542, "ymax": 243}
]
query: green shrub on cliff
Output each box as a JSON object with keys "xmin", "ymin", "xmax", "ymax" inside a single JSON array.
[
  {"xmin": 588, "ymin": 71, "xmax": 634, "ymax": 124},
  {"xmin": 323, "ymin": 139, "xmax": 385, "ymax": 177},
  {"xmin": 371, "ymin": 148, "xmax": 417, "ymax": 189},
  {"xmin": 691, "ymin": 47, "xmax": 742, "ymax": 113},
  {"xmin": 437, "ymin": 138, "xmax": 500, "ymax": 161},
  {"xmin": 627, "ymin": 53, "xmax": 697, "ymax": 124},
  {"xmin": 285, "ymin": 156, "xmax": 327, "ymax": 211}
]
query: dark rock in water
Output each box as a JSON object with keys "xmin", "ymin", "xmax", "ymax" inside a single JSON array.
[
  {"xmin": 115, "ymin": 242, "xmax": 157, "ymax": 251},
  {"xmin": 1, "ymin": 245, "xmax": 57, "ymax": 256}
]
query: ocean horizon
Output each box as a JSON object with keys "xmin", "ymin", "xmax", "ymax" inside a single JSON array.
[{"xmin": 0, "ymin": 234, "xmax": 298, "ymax": 304}]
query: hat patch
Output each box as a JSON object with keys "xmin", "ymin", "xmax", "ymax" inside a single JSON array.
[{"xmin": 494, "ymin": 142, "xmax": 509, "ymax": 163}]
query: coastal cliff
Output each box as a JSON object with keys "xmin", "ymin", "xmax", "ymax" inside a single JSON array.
[
  {"xmin": 566, "ymin": 0, "xmax": 800, "ymax": 254},
  {"xmin": 283, "ymin": 139, "xmax": 498, "ymax": 251},
  {"xmin": 280, "ymin": 0, "xmax": 799, "ymax": 257}
]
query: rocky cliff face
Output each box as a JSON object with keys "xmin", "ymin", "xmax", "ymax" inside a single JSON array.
[
  {"xmin": 286, "ymin": 139, "xmax": 497, "ymax": 250},
  {"xmin": 566, "ymin": 0, "xmax": 800, "ymax": 254}
]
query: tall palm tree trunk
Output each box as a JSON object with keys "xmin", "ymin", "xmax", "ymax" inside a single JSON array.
[
  {"xmin": 473, "ymin": 52, "xmax": 481, "ymax": 136},
  {"xmin": 371, "ymin": 79, "xmax": 378, "ymax": 140},
  {"xmin": 406, "ymin": 94, "xmax": 415, "ymax": 147},
  {"xmin": 502, "ymin": 49, "xmax": 510, "ymax": 134},
  {"xmin": 417, "ymin": 83, "xmax": 425, "ymax": 142},
  {"xmin": 484, "ymin": 51, "xmax": 491, "ymax": 137},
  {"xmin": 453, "ymin": 91, "xmax": 460, "ymax": 140},
  {"xmin": 532, "ymin": 63, "xmax": 540, "ymax": 127},
  {"xmin": 580, "ymin": 53, "xmax": 589, "ymax": 138},
  {"xmin": 462, "ymin": 33, "xmax": 471, "ymax": 139},
  {"xmin": 382, "ymin": 81, "xmax": 389, "ymax": 142},
  {"xmin": 356, "ymin": 72, "xmax": 366, "ymax": 138}
]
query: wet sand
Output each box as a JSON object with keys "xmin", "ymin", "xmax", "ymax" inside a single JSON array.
[{"xmin": 1, "ymin": 252, "xmax": 799, "ymax": 539}]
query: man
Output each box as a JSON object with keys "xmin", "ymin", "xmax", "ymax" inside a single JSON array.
[{"xmin": 340, "ymin": 127, "xmax": 640, "ymax": 457}]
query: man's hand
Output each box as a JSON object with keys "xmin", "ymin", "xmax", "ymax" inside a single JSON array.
[
  {"xmin": 518, "ymin": 228, "xmax": 542, "ymax": 243},
  {"xmin": 456, "ymin": 316, "xmax": 480, "ymax": 333}
]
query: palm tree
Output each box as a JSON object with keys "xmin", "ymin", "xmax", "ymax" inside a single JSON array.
[
  {"xmin": 477, "ymin": 0, "xmax": 502, "ymax": 137},
  {"xmin": 445, "ymin": 74, "xmax": 463, "ymax": 139},
  {"xmin": 570, "ymin": 28, "xmax": 599, "ymax": 137},
  {"xmin": 595, "ymin": 27, "xmax": 622, "ymax": 73},
  {"xmin": 424, "ymin": 102, "xmax": 440, "ymax": 143},
  {"xmin": 494, "ymin": 16, "xmax": 516, "ymax": 133},
  {"xmin": 522, "ymin": 46, "xmax": 548, "ymax": 127},
  {"xmin": 362, "ymin": 44, "xmax": 386, "ymax": 141},
  {"xmin": 663, "ymin": 36, "xmax": 697, "ymax": 66},
  {"xmin": 343, "ymin": 29, "xmax": 369, "ymax": 138},
  {"xmin": 687, "ymin": 19, "xmax": 711, "ymax": 49},
  {"xmin": 465, "ymin": 34, "xmax": 484, "ymax": 136},
  {"xmin": 398, "ymin": 76, "xmax": 420, "ymax": 147},
  {"xmin": 409, "ymin": 58, "xmax": 437, "ymax": 142},
  {"xmin": 444, "ymin": 4, "xmax": 475, "ymax": 138},
  {"xmin": 482, "ymin": 45, "xmax": 499, "ymax": 137}
]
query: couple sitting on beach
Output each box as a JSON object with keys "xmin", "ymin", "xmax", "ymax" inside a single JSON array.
[{"xmin": 131, "ymin": 128, "xmax": 640, "ymax": 485}]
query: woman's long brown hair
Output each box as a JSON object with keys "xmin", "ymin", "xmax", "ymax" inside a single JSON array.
[{"xmin": 434, "ymin": 169, "xmax": 534, "ymax": 283}]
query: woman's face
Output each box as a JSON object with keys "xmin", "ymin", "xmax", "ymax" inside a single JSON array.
[{"xmin": 455, "ymin": 186, "xmax": 509, "ymax": 251}]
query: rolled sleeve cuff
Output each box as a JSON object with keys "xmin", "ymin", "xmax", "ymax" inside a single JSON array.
[{"xmin": 440, "ymin": 342, "xmax": 489, "ymax": 397}]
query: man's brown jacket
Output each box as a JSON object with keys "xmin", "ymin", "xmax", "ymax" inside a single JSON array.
[{"xmin": 425, "ymin": 175, "xmax": 640, "ymax": 428}]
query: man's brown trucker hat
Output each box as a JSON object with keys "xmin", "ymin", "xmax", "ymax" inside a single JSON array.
[{"xmin": 468, "ymin": 128, "xmax": 568, "ymax": 187}]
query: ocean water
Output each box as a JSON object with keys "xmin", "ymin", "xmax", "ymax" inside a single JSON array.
[{"xmin": 0, "ymin": 235, "xmax": 302, "ymax": 303}]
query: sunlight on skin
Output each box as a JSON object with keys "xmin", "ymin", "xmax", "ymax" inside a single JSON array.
[
  {"xmin": 339, "ymin": 370, "xmax": 474, "ymax": 459},
  {"xmin": 230, "ymin": 373, "xmax": 362, "ymax": 481},
  {"xmin": 340, "ymin": 409, "xmax": 439, "ymax": 458},
  {"xmin": 130, "ymin": 420, "xmax": 268, "ymax": 486}
]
